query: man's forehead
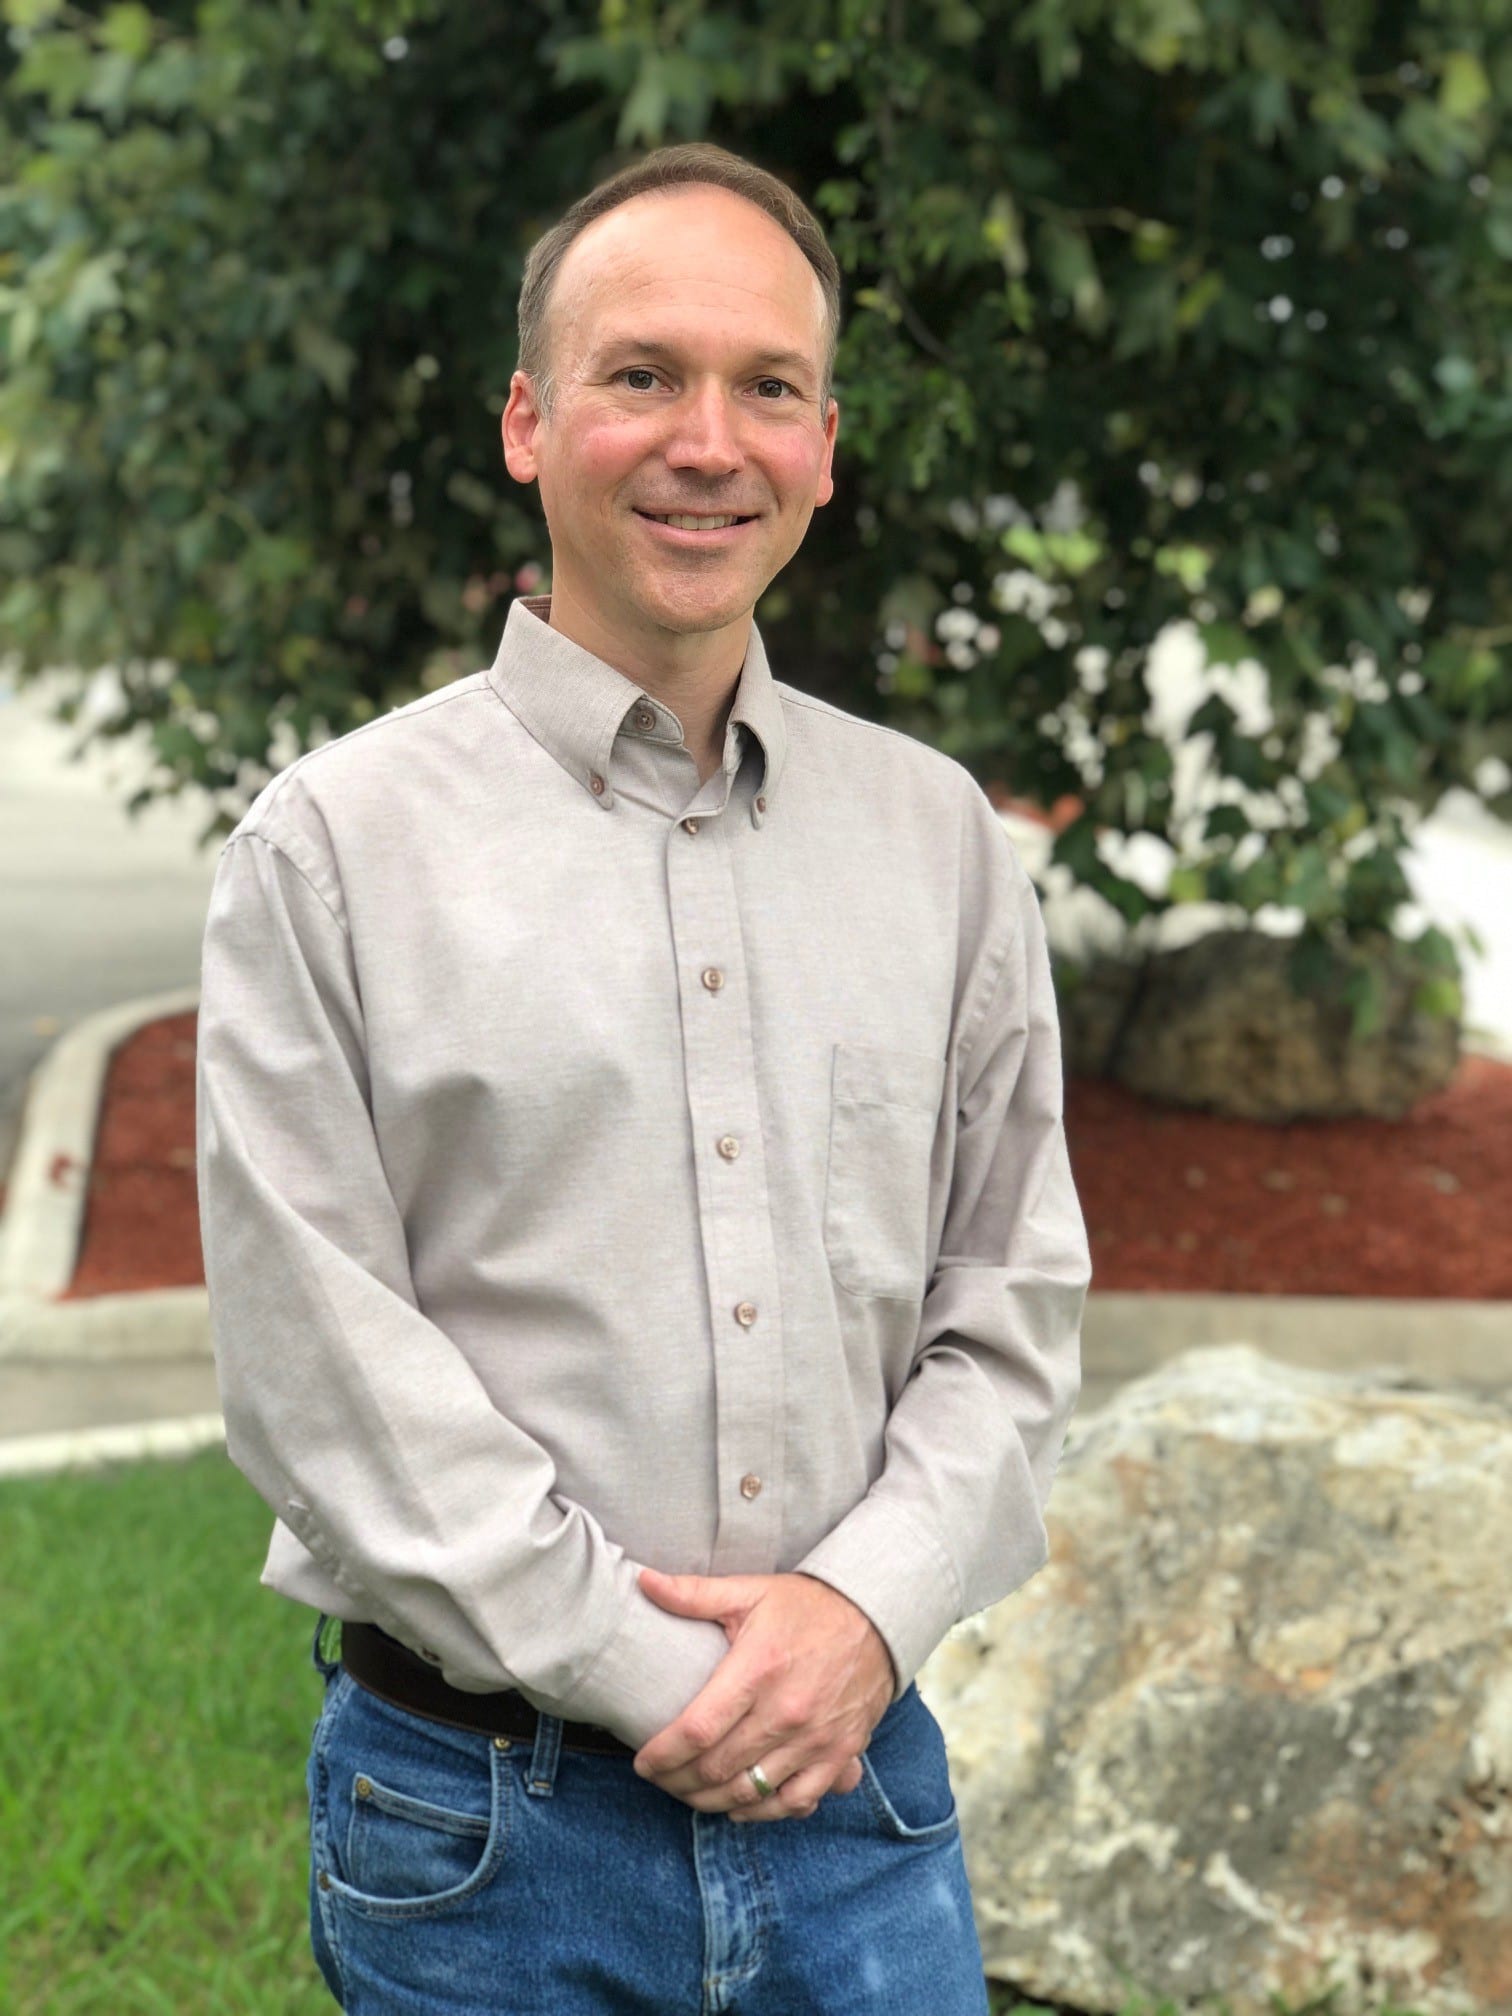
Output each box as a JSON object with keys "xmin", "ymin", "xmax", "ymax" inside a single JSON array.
[{"xmin": 554, "ymin": 185, "xmax": 821, "ymax": 318}]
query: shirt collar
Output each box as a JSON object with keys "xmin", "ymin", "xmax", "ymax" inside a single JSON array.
[{"xmin": 484, "ymin": 594, "xmax": 787, "ymax": 827}]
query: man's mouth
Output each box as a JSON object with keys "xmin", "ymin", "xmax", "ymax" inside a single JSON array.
[{"xmin": 634, "ymin": 510, "xmax": 758, "ymax": 529}]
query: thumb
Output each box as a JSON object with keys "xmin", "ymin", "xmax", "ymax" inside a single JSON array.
[{"xmin": 637, "ymin": 1566, "xmax": 749, "ymax": 1622}]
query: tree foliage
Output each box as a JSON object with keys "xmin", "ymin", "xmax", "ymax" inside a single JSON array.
[{"xmin": 3, "ymin": 0, "xmax": 1509, "ymax": 1038}]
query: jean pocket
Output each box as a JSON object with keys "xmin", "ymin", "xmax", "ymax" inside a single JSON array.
[
  {"xmin": 858, "ymin": 1688, "xmax": 961, "ymax": 1843},
  {"xmin": 823, "ymin": 1043, "xmax": 946, "ymax": 1301},
  {"xmin": 318, "ymin": 1678, "xmax": 511, "ymax": 1922}
]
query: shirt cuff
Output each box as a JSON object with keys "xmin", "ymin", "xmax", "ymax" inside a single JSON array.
[
  {"xmin": 792, "ymin": 1496, "xmax": 965, "ymax": 1705},
  {"xmin": 546, "ymin": 1580, "xmax": 732, "ymax": 1753}
]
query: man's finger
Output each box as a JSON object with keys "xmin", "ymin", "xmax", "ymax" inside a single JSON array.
[
  {"xmin": 728, "ymin": 1754, "xmax": 855, "ymax": 1823},
  {"xmin": 633, "ymin": 1669, "xmax": 760, "ymax": 1779},
  {"xmin": 636, "ymin": 1697, "xmax": 789, "ymax": 1797}
]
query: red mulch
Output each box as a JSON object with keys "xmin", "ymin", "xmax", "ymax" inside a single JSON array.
[{"xmin": 39, "ymin": 1011, "xmax": 1512, "ymax": 1302}]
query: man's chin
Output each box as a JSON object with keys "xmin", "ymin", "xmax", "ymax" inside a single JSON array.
[{"xmin": 628, "ymin": 577, "xmax": 766, "ymax": 638}]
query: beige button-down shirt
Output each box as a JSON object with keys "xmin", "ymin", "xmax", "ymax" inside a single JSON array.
[{"xmin": 196, "ymin": 593, "xmax": 1091, "ymax": 1751}]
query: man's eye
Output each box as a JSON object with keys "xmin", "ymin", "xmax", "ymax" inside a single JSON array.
[
  {"xmin": 754, "ymin": 378, "xmax": 791, "ymax": 399},
  {"xmin": 621, "ymin": 368, "xmax": 659, "ymax": 391}
]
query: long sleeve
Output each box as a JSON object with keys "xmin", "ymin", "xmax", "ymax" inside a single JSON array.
[
  {"xmin": 794, "ymin": 831, "xmax": 1091, "ymax": 1699},
  {"xmin": 195, "ymin": 828, "xmax": 731, "ymax": 1750}
]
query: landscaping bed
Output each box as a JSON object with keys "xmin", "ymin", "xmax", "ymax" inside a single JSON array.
[{"xmin": 46, "ymin": 1010, "xmax": 1512, "ymax": 1302}]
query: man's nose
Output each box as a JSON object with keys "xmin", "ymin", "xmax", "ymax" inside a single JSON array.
[{"xmin": 664, "ymin": 381, "xmax": 746, "ymax": 474}]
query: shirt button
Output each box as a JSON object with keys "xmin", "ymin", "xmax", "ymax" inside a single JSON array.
[
  {"xmin": 735, "ymin": 1301, "xmax": 758, "ymax": 1326},
  {"xmin": 589, "ymin": 772, "xmax": 605, "ymax": 795},
  {"xmin": 717, "ymin": 1135, "xmax": 740, "ymax": 1160},
  {"xmin": 740, "ymin": 1474, "xmax": 763, "ymax": 1500},
  {"xmin": 634, "ymin": 708, "xmax": 656, "ymax": 730},
  {"xmin": 682, "ymin": 816, "xmax": 699, "ymax": 834},
  {"xmin": 701, "ymin": 967, "xmax": 725, "ymax": 991}
]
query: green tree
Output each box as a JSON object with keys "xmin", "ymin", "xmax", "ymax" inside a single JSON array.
[
  {"xmin": 0, "ymin": 0, "xmax": 601, "ymax": 798},
  {"xmin": 3, "ymin": 0, "xmax": 1508, "ymax": 1039}
]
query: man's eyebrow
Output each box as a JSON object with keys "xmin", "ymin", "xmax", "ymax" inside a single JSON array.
[{"xmin": 588, "ymin": 336, "xmax": 818, "ymax": 378}]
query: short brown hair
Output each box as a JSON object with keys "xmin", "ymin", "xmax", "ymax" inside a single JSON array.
[{"xmin": 516, "ymin": 142, "xmax": 842, "ymax": 418}]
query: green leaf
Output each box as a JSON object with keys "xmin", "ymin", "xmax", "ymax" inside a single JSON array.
[
  {"xmin": 14, "ymin": 32, "xmax": 96, "ymax": 112},
  {"xmin": 1, "ymin": 0, "xmax": 65, "ymax": 25},
  {"xmin": 1110, "ymin": 268, "xmax": 1179, "ymax": 360},
  {"xmin": 1203, "ymin": 804, "xmax": 1252, "ymax": 842},
  {"xmin": 1167, "ymin": 865, "xmax": 1207, "ymax": 901},
  {"xmin": 1439, "ymin": 51, "xmax": 1490, "ymax": 123},
  {"xmin": 1342, "ymin": 963, "xmax": 1387, "ymax": 1042},
  {"xmin": 1411, "ymin": 926, "xmax": 1460, "ymax": 974},
  {"xmin": 1411, "ymin": 976, "xmax": 1461, "ymax": 1018},
  {"xmin": 63, "ymin": 252, "xmax": 124, "ymax": 329},
  {"xmin": 1153, "ymin": 542, "xmax": 1210, "ymax": 591},
  {"xmin": 1175, "ymin": 270, "xmax": 1223, "ymax": 331},
  {"xmin": 99, "ymin": 3, "xmax": 155, "ymax": 60},
  {"xmin": 291, "ymin": 321, "xmax": 356, "ymax": 401},
  {"xmin": 1398, "ymin": 98, "xmax": 1466, "ymax": 176},
  {"xmin": 984, "ymin": 193, "xmax": 1028, "ymax": 279},
  {"xmin": 1039, "ymin": 219, "xmax": 1104, "ymax": 329},
  {"xmin": 1199, "ymin": 622, "xmax": 1250, "ymax": 668}
]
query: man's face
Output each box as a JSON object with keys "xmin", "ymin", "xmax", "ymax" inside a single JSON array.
[{"xmin": 503, "ymin": 183, "xmax": 839, "ymax": 643}]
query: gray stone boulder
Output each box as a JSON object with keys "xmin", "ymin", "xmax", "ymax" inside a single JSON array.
[
  {"xmin": 918, "ymin": 1344, "xmax": 1512, "ymax": 2016},
  {"xmin": 1057, "ymin": 928, "xmax": 1459, "ymax": 1119}
]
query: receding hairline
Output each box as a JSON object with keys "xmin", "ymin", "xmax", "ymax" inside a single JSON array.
[
  {"xmin": 516, "ymin": 145, "xmax": 842, "ymax": 416},
  {"xmin": 543, "ymin": 183, "xmax": 832, "ymax": 371}
]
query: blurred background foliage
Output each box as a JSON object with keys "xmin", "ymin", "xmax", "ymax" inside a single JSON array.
[{"xmin": 2, "ymin": 0, "xmax": 1509, "ymax": 1033}]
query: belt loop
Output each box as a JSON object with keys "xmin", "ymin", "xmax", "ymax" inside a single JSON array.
[
  {"xmin": 527, "ymin": 1711, "xmax": 563, "ymax": 1797},
  {"xmin": 311, "ymin": 1611, "xmax": 341, "ymax": 1682}
]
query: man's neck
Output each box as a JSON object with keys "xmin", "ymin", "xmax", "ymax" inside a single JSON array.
[{"xmin": 541, "ymin": 581, "xmax": 748, "ymax": 783}]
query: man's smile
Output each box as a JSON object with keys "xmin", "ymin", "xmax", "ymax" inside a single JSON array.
[{"xmin": 632, "ymin": 508, "xmax": 761, "ymax": 544}]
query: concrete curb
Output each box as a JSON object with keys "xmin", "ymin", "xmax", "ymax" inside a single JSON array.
[
  {"xmin": 1082, "ymin": 1292, "xmax": 1511, "ymax": 1397},
  {"xmin": 0, "ymin": 1410, "xmax": 224, "ymax": 1480},
  {"xmin": 0, "ymin": 970, "xmax": 1506, "ymax": 1416},
  {"xmin": 0, "ymin": 987, "xmax": 202, "ymax": 1362},
  {"xmin": 0, "ymin": 985, "xmax": 200, "ymax": 1302},
  {"xmin": 0, "ymin": 1284, "xmax": 210, "ymax": 1361}
]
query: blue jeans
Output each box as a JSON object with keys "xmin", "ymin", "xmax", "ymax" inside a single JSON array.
[{"xmin": 305, "ymin": 1614, "xmax": 989, "ymax": 2013}]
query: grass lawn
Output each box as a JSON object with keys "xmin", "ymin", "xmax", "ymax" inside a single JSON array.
[
  {"xmin": 0, "ymin": 1446, "xmax": 1434, "ymax": 2016},
  {"xmin": 0, "ymin": 1446, "xmax": 330, "ymax": 2015}
]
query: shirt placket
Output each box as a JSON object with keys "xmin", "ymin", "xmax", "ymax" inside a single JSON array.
[{"xmin": 665, "ymin": 798, "xmax": 786, "ymax": 1576}]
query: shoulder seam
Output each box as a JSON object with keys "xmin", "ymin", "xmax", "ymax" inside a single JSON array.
[
  {"xmin": 776, "ymin": 687, "xmax": 929, "ymax": 751},
  {"xmin": 247, "ymin": 677, "xmax": 494, "ymax": 813},
  {"xmin": 224, "ymin": 830, "xmax": 350, "ymax": 938},
  {"xmin": 778, "ymin": 688, "xmax": 974, "ymax": 775}
]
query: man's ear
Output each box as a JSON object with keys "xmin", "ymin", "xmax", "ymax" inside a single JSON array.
[
  {"xmin": 502, "ymin": 370, "xmax": 543, "ymax": 484},
  {"xmin": 814, "ymin": 396, "xmax": 840, "ymax": 510}
]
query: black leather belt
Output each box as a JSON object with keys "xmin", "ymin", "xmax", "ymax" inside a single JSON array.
[{"xmin": 340, "ymin": 1620, "xmax": 636, "ymax": 1758}]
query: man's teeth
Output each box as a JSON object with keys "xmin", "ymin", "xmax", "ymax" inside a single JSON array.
[{"xmin": 645, "ymin": 513, "xmax": 743, "ymax": 529}]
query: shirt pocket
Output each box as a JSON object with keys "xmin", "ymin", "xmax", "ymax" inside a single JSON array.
[{"xmin": 823, "ymin": 1042, "xmax": 947, "ymax": 1302}]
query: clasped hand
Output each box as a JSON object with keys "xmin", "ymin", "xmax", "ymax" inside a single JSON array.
[{"xmin": 630, "ymin": 1567, "xmax": 895, "ymax": 1823}]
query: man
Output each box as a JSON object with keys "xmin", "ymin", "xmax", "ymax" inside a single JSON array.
[{"xmin": 196, "ymin": 140, "xmax": 1090, "ymax": 2013}]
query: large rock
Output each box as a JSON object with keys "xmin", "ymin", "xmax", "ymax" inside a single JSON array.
[
  {"xmin": 1057, "ymin": 929, "xmax": 1459, "ymax": 1119},
  {"xmin": 918, "ymin": 1344, "xmax": 1512, "ymax": 2016}
]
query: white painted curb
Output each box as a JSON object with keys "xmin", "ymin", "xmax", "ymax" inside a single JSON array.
[
  {"xmin": 0, "ymin": 986, "xmax": 200, "ymax": 1302},
  {"xmin": 0, "ymin": 987, "xmax": 204, "ymax": 1362},
  {"xmin": 0, "ymin": 1410, "xmax": 225, "ymax": 1480}
]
